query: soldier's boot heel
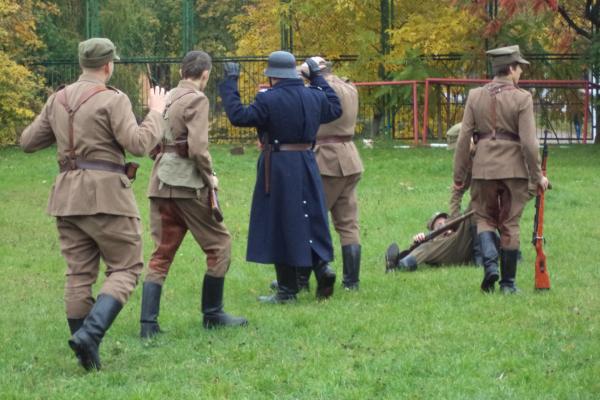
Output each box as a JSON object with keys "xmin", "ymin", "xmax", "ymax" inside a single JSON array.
[
  {"xmin": 202, "ymin": 275, "xmax": 248, "ymax": 329},
  {"xmin": 479, "ymin": 231, "xmax": 500, "ymax": 293},
  {"xmin": 314, "ymin": 261, "xmax": 336, "ymax": 300},
  {"xmin": 385, "ymin": 243, "xmax": 400, "ymax": 272},
  {"xmin": 68, "ymin": 294, "xmax": 122, "ymax": 371}
]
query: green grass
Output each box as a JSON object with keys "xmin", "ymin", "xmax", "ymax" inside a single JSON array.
[{"xmin": 1, "ymin": 143, "xmax": 599, "ymax": 399}]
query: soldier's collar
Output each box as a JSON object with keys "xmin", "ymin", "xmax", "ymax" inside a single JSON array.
[
  {"xmin": 492, "ymin": 76, "xmax": 515, "ymax": 86},
  {"xmin": 272, "ymin": 78, "xmax": 304, "ymax": 88},
  {"xmin": 178, "ymin": 79, "xmax": 202, "ymax": 92},
  {"xmin": 77, "ymin": 73, "xmax": 106, "ymax": 85}
]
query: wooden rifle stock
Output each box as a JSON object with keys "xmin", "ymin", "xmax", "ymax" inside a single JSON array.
[
  {"xmin": 398, "ymin": 210, "xmax": 475, "ymax": 259},
  {"xmin": 532, "ymin": 130, "xmax": 550, "ymax": 290}
]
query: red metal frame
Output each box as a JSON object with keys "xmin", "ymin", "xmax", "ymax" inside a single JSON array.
[{"xmin": 422, "ymin": 78, "xmax": 595, "ymax": 144}]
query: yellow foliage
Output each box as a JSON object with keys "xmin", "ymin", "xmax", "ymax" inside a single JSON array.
[
  {"xmin": 0, "ymin": 52, "xmax": 44, "ymax": 145},
  {"xmin": 0, "ymin": 0, "xmax": 55, "ymax": 144}
]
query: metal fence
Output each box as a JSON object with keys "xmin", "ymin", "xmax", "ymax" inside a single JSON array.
[{"xmin": 30, "ymin": 56, "xmax": 598, "ymax": 144}]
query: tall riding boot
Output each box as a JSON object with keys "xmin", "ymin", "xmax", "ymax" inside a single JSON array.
[
  {"xmin": 68, "ymin": 294, "xmax": 123, "ymax": 371},
  {"xmin": 470, "ymin": 225, "xmax": 483, "ymax": 267},
  {"xmin": 499, "ymin": 249, "xmax": 519, "ymax": 294},
  {"xmin": 313, "ymin": 260, "xmax": 336, "ymax": 299},
  {"xmin": 258, "ymin": 264, "xmax": 298, "ymax": 303},
  {"xmin": 67, "ymin": 318, "xmax": 85, "ymax": 365},
  {"xmin": 68, "ymin": 318, "xmax": 84, "ymax": 335},
  {"xmin": 296, "ymin": 267, "xmax": 311, "ymax": 291},
  {"xmin": 202, "ymin": 275, "xmax": 248, "ymax": 328},
  {"xmin": 270, "ymin": 267, "xmax": 310, "ymax": 292},
  {"xmin": 342, "ymin": 244, "xmax": 361, "ymax": 290},
  {"xmin": 140, "ymin": 282, "xmax": 162, "ymax": 338},
  {"xmin": 479, "ymin": 231, "xmax": 500, "ymax": 293}
]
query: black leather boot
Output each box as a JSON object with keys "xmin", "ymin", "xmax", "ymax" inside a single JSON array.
[
  {"xmin": 258, "ymin": 264, "xmax": 298, "ymax": 303},
  {"xmin": 470, "ymin": 225, "xmax": 483, "ymax": 267},
  {"xmin": 479, "ymin": 231, "xmax": 500, "ymax": 293},
  {"xmin": 270, "ymin": 267, "xmax": 310, "ymax": 292},
  {"xmin": 385, "ymin": 242, "xmax": 400, "ymax": 272},
  {"xmin": 342, "ymin": 244, "xmax": 361, "ymax": 290},
  {"xmin": 296, "ymin": 267, "xmax": 311, "ymax": 291},
  {"xmin": 68, "ymin": 294, "xmax": 122, "ymax": 371},
  {"xmin": 68, "ymin": 318, "xmax": 84, "ymax": 335},
  {"xmin": 140, "ymin": 282, "xmax": 162, "ymax": 338},
  {"xmin": 398, "ymin": 254, "xmax": 418, "ymax": 271},
  {"xmin": 313, "ymin": 260, "xmax": 336, "ymax": 300},
  {"xmin": 499, "ymin": 249, "xmax": 519, "ymax": 294},
  {"xmin": 202, "ymin": 275, "xmax": 248, "ymax": 328}
]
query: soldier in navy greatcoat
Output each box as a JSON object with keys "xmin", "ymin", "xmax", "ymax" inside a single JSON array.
[{"xmin": 218, "ymin": 51, "xmax": 342, "ymax": 302}]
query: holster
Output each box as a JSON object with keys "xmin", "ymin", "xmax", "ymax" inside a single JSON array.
[
  {"xmin": 208, "ymin": 188, "xmax": 224, "ymax": 222},
  {"xmin": 125, "ymin": 162, "xmax": 139, "ymax": 181}
]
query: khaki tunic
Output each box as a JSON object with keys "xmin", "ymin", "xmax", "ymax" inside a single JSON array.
[
  {"xmin": 453, "ymin": 76, "xmax": 542, "ymax": 249},
  {"xmin": 145, "ymin": 80, "xmax": 232, "ymax": 283},
  {"xmin": 20, "ymin": 73, "xmax": 162, "ymax": 317},
  {"xmin": 314, "ymin": 74, "xmax": 363, "ymax": 245},
  {"xmin": 409, "ymin": 217, "xmax": 473, "ymax": 266}
]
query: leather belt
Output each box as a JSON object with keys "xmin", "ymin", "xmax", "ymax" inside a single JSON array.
[
  {"xmin": 262, "ymin": 142, "xmax": 313, "ymax": 194},
  {"xmin": 473, "ymin": 131, "xmax": 520, "ymax": 143},
  {"xmin": 59, "ymin": 158, "xmax": 126, "ymax": 174},
  {"xmin": 316, "ymin": 136, "xmax": 353, "ymax": 145}
]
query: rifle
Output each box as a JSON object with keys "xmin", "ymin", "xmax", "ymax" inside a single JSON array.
[
  {"xmin": 146, "ymin": 64, "xmax": 158, "ymax": 87},
  {"xmin": 398, "ymin": 210, "xmax": 475, "ymax": 259},
  {"xmin": 532, "ymin": 130, "xmax": 550, "ymax": 290}
]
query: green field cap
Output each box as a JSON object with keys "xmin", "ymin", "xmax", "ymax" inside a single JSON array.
[
  {"xmin": 446, "ymin": 123, "xmax": 461, "ymax": 151},
  {"xmin": 486, "ymin": 45, "xmax": 529, "ymax": 69},
  {"xmin": 79, "ymin": 38, "xmax": 120, "ymax": 68}
]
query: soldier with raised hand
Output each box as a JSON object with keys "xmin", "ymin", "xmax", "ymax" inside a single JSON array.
[
  {"xmin": 20, "ymin": 38, "xmax": 167, "ymax": 370},
  {"xmin": 140, "ymin": 50, "xmax": 247, "ymax": 338},
  {"xmin": 453, "ymin": 45, "xmax": 550, "ymax": 294},
  {"xmin": 297, "ymin": 57, "xmax": 363, "ymax": 290},
  {"xmin": 219, "ymin": 51, "xmax": 342, "ymax": 303}
]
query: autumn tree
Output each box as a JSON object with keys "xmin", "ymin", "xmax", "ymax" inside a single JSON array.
[{"xmin": 0, "ymin": 0, "xmax": 56, "ymax": 145}]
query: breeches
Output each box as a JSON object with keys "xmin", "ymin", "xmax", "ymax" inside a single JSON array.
[
  {"xmin": 56, "ymin": 214, "xmax": 143, "ymax": 319},
  {"xmin": 470, "ymin": 178, "xmax": 530, "ymax": 250},
  {"xmin": 321, "ymin": 173, "xmax": 361, "ymax": 246},
  {"xmin": 145, "ymin": 197, "xmax": 232, "ymax": 285}
]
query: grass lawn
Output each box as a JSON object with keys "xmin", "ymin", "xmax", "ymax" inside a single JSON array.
[{"xmin": 1, "ymin": 142, "xmax": 599, "ymax": 399}]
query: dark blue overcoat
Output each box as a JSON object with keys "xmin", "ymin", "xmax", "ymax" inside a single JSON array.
[{"xmin": 219, "ymin": 75, "xmax": 342, "ymax": 266}]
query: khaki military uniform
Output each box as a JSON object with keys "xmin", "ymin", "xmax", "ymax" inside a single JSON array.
[
  {"xmin": 20, "ymin": 73, "xmax": 163, "ymax": 318},
  {"xmin": 314, "ymin": 74, "xmax": 363, "ymax": 245},
  {"xmin": 454, "ymin": 76, "xmax": 542, "ymax": 250},
  {"xmin": 409, "ymin": 216, "xmax": 474, "ymax": 265},
  {"xmin": 145, "ymin": 80, "xmax": 232, "ymax": 284}
]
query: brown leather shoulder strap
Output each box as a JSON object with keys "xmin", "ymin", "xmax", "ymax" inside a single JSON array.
[
  {"xmin": 485, "ymin": 84, "xmax": 516, "ymax": 139},
  {"xmin": 55, "ymin": 85, "xmax": 108, "ymax": 163},
  {"xmin": 163, "ymin": 89, "xmax": 197, "ymax": 121}
]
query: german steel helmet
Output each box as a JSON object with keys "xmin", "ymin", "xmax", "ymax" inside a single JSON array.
[
  {"xmin": 264, "ymin": 51, "xmax": 299, "ymax": 79},
  {"xmin": 427, "ymin": 211, "xmax": 449, "ymax": 231}
]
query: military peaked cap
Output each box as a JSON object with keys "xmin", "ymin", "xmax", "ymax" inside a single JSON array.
[
  {"xmin": 79, "ymin": 38, "xmax": 120, "ymax": 68},
  {"xmin": 486, "ymin": 45, "xmax": 529, "ymax": 69}
]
